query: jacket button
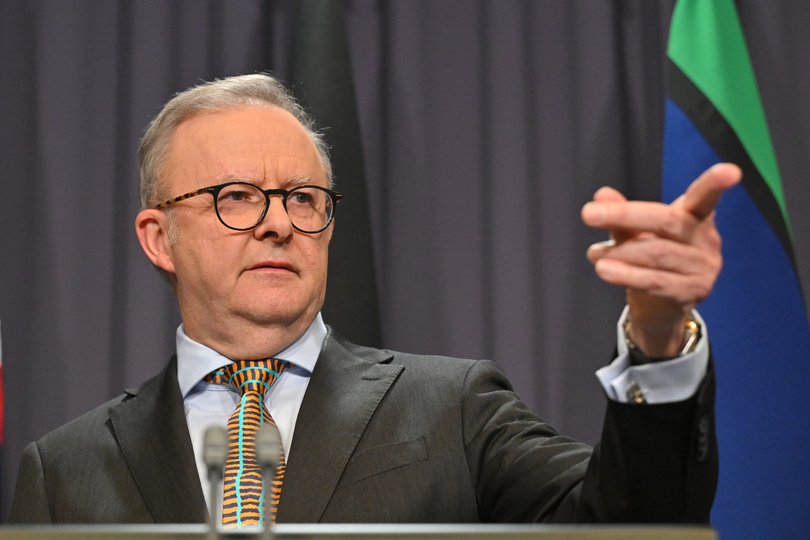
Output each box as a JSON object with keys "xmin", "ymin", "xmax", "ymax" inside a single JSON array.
[{"xmin": 697, "ymin": 415, "xmax": 710, "ymax": 462}]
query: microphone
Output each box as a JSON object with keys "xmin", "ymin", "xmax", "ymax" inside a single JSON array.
[
  {"xmin": 256, "ymin": 424, "xmax": 283, "ymax": 540},
  {"xmin": 203, "ymin": 425, "xmax": 228, "ymax": 540}
]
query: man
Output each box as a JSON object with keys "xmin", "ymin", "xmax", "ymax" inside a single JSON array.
[{"xmin": 9, "ymin": 73, "xmax": 738, "ymax": 524}]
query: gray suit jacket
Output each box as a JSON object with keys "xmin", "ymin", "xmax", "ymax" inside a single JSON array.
[{"xmin": 9, "ymin": 330, "xmax": 717, "ymax": 523}]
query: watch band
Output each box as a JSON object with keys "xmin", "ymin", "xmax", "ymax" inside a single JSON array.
[{"xmin": 623, "ymin": 312, "xmax": 702, "ymax": 357}]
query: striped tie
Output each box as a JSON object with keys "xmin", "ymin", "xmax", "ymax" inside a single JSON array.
[{"xmin": 205, "ymin": 359, "xmax": 288, "ymax": 527}]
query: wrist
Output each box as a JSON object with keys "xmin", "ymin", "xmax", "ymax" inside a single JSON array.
[{"xmin": 623, "ymin": 312, "xmax": 701, "ymax": 359}]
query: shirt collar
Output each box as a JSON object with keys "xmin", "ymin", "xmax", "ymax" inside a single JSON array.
[{"xmin": 176, "ymin": 313, "xmax": 327, "ymax": 398}]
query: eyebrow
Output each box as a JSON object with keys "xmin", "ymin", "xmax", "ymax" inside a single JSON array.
[
  {"xmin": 216, "ymin": 175, "xmax": 255, "ymax": 184},
  {"xmin": 286, "ymin": 176, "xmax": 312, "ymax": 187},
  {"xmin": 214, "ymin": 175, "xmax": 314, "ymax": 188}
]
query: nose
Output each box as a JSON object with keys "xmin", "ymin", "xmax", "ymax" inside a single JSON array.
[{"xmin": 253, "ymin": 195, "xmax": 293, "ymax": 243}]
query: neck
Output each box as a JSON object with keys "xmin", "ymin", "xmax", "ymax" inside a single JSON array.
[{"xmin": 182, "ymin": 313, "xmax": 317, "ymax": 360}]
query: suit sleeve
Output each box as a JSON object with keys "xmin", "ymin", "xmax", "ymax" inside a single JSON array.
[
  {"xmin": 8, "ymin": 442, "xmax": 53, "ymax": 523},
  {"xmin": 578, "ymin": 360, "xmax": 718, "ymax": 522},
  {"xmin": 462, "ymin": 356, "xmax": 717, "ymax": 523}
]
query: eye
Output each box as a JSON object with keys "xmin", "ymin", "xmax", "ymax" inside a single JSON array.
[
  {"xmin": 289, "ymin": 191, "xmax": 314, "ymax": 205},
  {"xmin": 224, "ymin": 191, "xmax": 246, "ymax": 202},
  {"xmin": 218, "ymin": 184, "xmax": 263, "ymax": 204}
]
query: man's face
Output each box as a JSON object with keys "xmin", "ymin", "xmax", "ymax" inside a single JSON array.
[{"xmin": 154, "ymin": 105, "xmax": 332, "ymax": 352}]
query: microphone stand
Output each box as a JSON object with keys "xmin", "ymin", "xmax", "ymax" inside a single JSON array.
[
  {"xmin": 203, "ymin": 425, "xmax": 228, "ymax": 540},
  {"xmin": 256, "ymin": 424, "xmax": 283, "ymax": 540}
]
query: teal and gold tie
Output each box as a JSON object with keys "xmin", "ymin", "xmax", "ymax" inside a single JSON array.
[{"xmin": 205, "ymin": 359, "xmax": 288, "ymax": 527}]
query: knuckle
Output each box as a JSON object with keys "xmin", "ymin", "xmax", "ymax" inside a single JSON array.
[
  {"xmin": 659, "ymin": 210, "xmax": 686, "ymax": 238},
  {"xmin": 696, "ymin": 224, "xmax": 722, "ymax": 252},
  {"xmin": 700, "ymin": 249, "xmax": 723, "ymax": 277},
  {"xmin": 707, "ymin": 228, "xmax": 722, "ymax": 250},
  {"xmin": 646, "ymin": 241, "xmax": 671, "ymax": 268},
  {"xmin": 688, "ymin": 271, "xmax": 716, "ymax": 301},
  {"xmin": 693, "ymin": 281, "xmax": 712, "ymax": 301},
  {"xmin": 710, "ymin": 252, "xmax": 723, "ymax": 274}
]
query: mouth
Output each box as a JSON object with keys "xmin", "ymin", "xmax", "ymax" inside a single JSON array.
[{"xmin": 247, "ymin": 260, "xmax": 297, "ymax": 274}]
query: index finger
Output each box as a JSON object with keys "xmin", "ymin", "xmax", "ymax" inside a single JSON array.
[{"xmin": 678, "ymin": 163, "xmax": 742, "ymax": 220}]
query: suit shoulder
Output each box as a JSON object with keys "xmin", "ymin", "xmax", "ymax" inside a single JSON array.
[
  {"xmin": 389, "ymin": 349, "xmax": 481, "ymax": 373},
  {"xmin": 329, "ymin": 330, "xmax": 504, "ymax": 382},
  {"xmin": 37, "ymin": 393, "xmax": 127, "ymax": 446},
  {"xmin": 34, "ymin": 366, "xmax": 167, "ymax": 452}
]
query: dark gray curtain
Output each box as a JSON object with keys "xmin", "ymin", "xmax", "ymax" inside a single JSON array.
[{"xmin": 1, "ymin": 0, "xmax": 809, "ymax": 526}]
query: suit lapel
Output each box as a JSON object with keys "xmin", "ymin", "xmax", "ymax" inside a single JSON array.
[
  {"xmin": 277, "ymin": 331, "xmax": 403, "ymax": 522},
  {"xmin": 109, "ymin": 356, "xmax": 208, "ymax": 523}
]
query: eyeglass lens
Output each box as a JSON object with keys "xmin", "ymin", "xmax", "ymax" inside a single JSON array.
[{"xmin": 215, "ymin": 184, "xmax": 335, "ymax": 232}]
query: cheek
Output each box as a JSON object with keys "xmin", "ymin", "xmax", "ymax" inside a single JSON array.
[
  {"xmin": 302, "ymin": 239, "xmax": 330, "ymax": 283},
  {"xmin": 176, "ymin": 237, "xmax": 244, "ymax": 287}
]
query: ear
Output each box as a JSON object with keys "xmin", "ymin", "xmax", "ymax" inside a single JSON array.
[{"xmin": 135, "ymin": 209, "xmax": 177, "ymax": 274}]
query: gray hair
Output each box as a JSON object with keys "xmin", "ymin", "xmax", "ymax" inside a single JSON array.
[{"xmin": 138, "ymin": 73, "xmax": 332, "ymax": 209}]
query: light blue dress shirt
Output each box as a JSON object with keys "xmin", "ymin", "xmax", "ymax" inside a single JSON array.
[{"xmin": 176, "ymin": 313, "xmax": 326, "ymax": 509}]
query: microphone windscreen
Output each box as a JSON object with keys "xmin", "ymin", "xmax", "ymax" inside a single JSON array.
[
  {"xmin": 256, "ymin": 424, "xmax": 283, "ymax": 469},
  {"xmin": 202, "ymin": 425, "xmax": 228, "ymax": 472}
]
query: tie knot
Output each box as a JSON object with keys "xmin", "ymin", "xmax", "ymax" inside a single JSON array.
[{"xmin": 206, "ymin": 358, "xmax": 288, "ymax": 396}]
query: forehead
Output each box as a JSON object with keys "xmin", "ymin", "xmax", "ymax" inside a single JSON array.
[{"xmin": 163, "ymin": 105, "xmax": 326, "ymax": 191}]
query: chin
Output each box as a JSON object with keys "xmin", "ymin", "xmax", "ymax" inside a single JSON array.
[
  {"xmin": 237, "ymin": 300, "xmax": 312, "ymax": 326},
  {"xmin": 232, "ymin": 287, "xmax": 324, "ymax": 326}
]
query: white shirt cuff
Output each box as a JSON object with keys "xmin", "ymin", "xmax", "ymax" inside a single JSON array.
[{"xmin": 595, "ymin": 306, "xmax": 709, "ymax": 404}]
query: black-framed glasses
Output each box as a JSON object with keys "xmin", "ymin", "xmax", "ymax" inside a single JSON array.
[{"xmin": 154, "ymin": 181, "xmax": 343, "ymax": 234}]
